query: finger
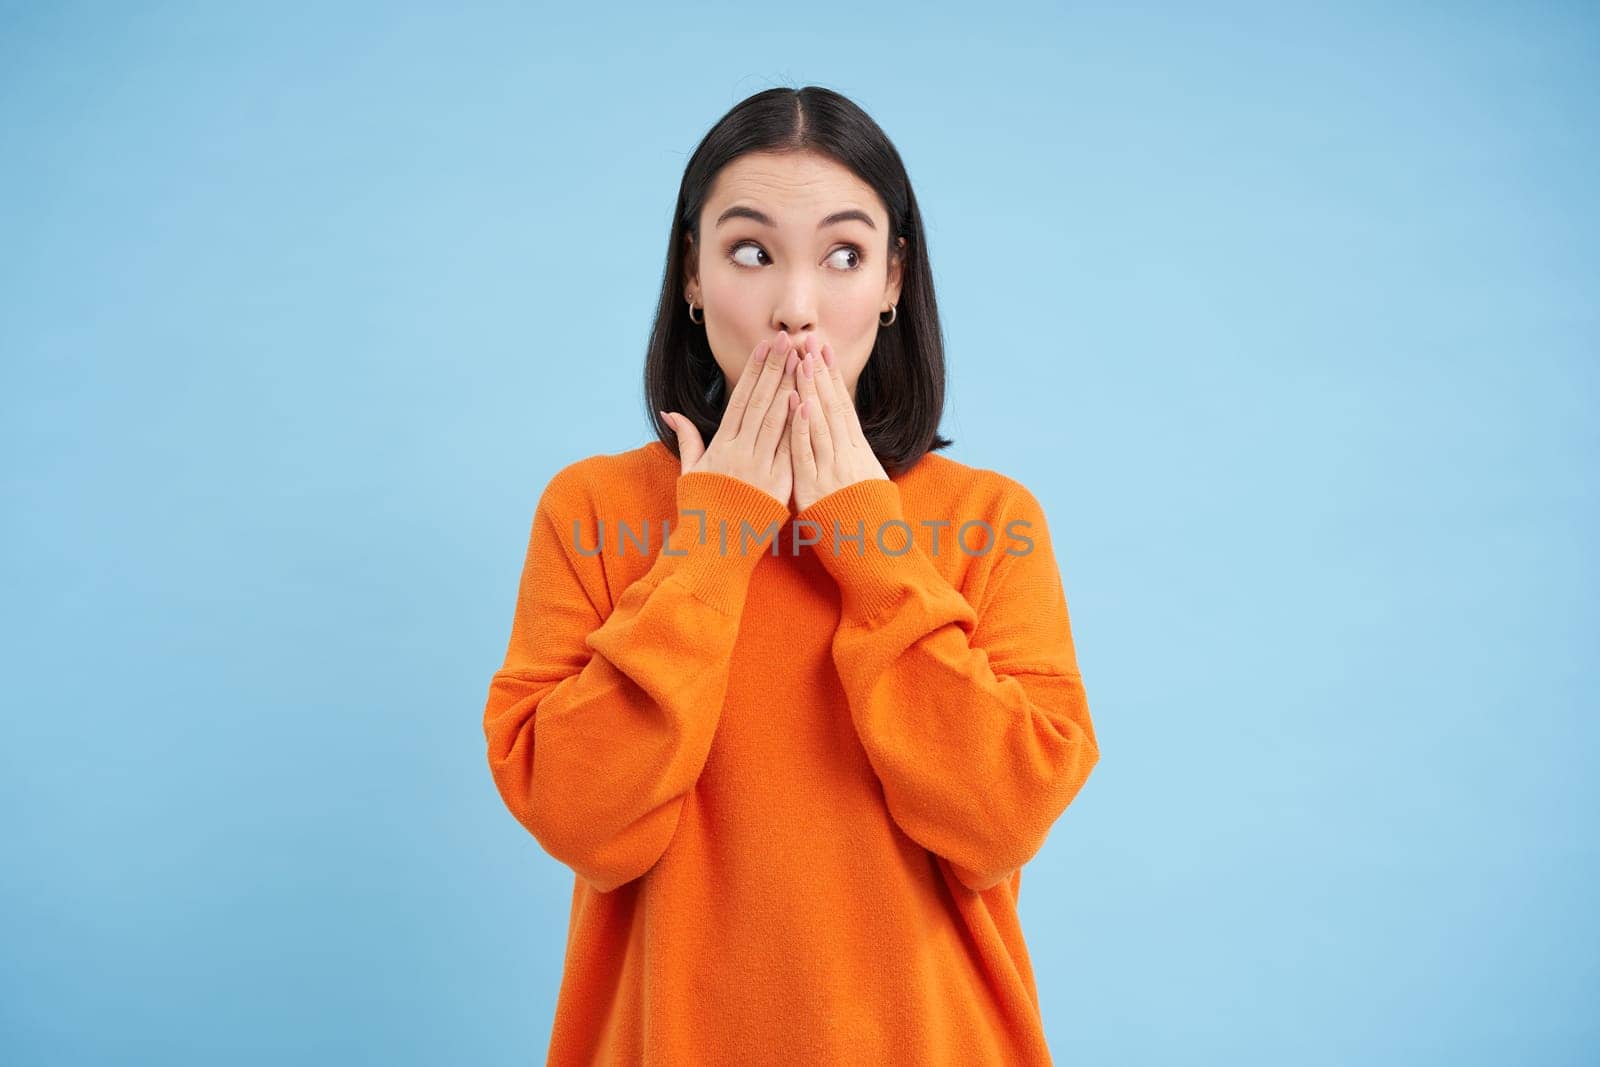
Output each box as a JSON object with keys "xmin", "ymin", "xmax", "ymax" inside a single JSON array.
[
  {"xmin": 753, "ymin": 382, "xmax": 794, "ymax": 461},
  {"xmin": 737, "ymin": 331, "xmax": 792, "ymax": 442},
  {"xmin": 662, "ymin": 411, "xmax": 704, "ymax": 472},
  {"xmin": 777, "ymin": 344, "xmax": 800, "ymax": 419},
  {"xmin": 821, "ymin": 342, "xmax": 868, "ymax": 448},
  {"xmin": 791, "ymin": 392, "xmax": 816, "ymax": 484},
  {"xmin": 772, "ymin": 339, "xmax": 802, "ymax": 427},
  {"xmin": 771, "ymin": 390, "xmax": 796, "ymax": 477},
  {"xmin": 720, "ymin": 335, "xmax": 778, "ymax": 436},
  {"xmin": 797, "ymin": 342, "xmax": 834, "ymax": 471},
  {"xmin": 808, "ymin": 343, "xmax": 853, "ymax": 452}
]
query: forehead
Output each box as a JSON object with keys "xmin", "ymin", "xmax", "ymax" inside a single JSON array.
[{"xmin": 704, "ymin": 151, "xmax": 883, "ymax": 225}]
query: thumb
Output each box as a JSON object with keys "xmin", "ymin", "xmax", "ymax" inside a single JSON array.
[{"xmin": 661, "ymin": 412, "xmax": 704, "ymax": 472}]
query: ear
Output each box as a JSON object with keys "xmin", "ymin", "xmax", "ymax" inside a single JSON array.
[
  {"xmin": 681, "ymin": 230, "xmax": 699, "ymax": 299},
  {"xmin": 884, "ymin": 235, "xmax": 906, "ymax": 307}
]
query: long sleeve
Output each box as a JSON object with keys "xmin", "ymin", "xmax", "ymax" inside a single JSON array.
[
  {"xmin": 483, "ymin": 467, "xmax": 792, "ymax": 893},
  {"xmin": 795, "ymin": 476, "xmax": 1100, "ymax": 893}
]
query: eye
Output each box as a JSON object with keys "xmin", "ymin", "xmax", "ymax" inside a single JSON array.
[
  {"xmin": 826, "ymin": 245, "xmax": 865, "ymax": 271},
  {"xmin": 724, "ymin": 241, "xmax": 867, "ymax": 271},
  {"xmin": 728, "ymin": 241, "xmax": 769, "ymax": 268}
]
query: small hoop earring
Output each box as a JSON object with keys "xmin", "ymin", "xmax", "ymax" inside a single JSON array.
[
  {"xmin": 879, "ymin": 304, "xmax": 897, "ymax": 327},
  {"xmin": 688, "ymin": 301, "xmax": 704, "ymax": 325}
]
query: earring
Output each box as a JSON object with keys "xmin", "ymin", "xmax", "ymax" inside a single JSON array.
[
  {"xmin": 879, "ymin": 303, "xmax": 897, "ymax": 327},
  {"xmin": 687, "ymin": 299, "xmax": 704, "ymax": 325}
]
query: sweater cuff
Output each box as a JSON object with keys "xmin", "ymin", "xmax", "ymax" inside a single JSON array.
[
  {"xmin": 795, "ymin": 477, "xmax": 947, "ymax": 622},
  {"xmin": 647, "ymin": 471, "xmax": 792, "ymax": 616}
]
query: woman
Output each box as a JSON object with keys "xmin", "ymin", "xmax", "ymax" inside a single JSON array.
[{"xmin": 483, "ymin": 86, "xmax": 1100, "ymax": 1065}]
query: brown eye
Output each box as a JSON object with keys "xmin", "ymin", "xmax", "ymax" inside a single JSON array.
[
  {"xmin": 827, "ymin": 246, "xmax": 863, "ymax": 271},
  {"xmin": 728, "ymin": 242, "xmax": 767, "ymax": 267}
]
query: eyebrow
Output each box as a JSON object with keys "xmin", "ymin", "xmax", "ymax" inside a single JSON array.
[{"xmin": 714, "ymin": 205, "xmax": 877, "ymax": 231}]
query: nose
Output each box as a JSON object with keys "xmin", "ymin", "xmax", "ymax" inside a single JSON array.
[
  {"xmin": 776, "ymin": 320, "xmax": 815, "ymax": 345},
  {"xmin": 773, "ymin": 279, "xmax": 818, "ymax": 342}
]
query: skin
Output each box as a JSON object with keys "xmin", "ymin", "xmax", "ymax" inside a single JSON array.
[{"xmin": 661, "ymin": 149, "xmax": 906, "ymax": 513}]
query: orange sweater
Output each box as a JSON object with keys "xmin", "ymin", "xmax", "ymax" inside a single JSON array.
[{"xmin": 483, "ymin": 440, "xmax": 1100, "ymax": 1065}]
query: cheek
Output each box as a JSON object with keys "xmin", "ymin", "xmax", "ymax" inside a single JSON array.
[
  {"xmin": 835, "ymin": 302, "xmax": 881, "ymax": 356},
  {"xmin": 699, "ymin": 271, "xmax": 757, "ymax": 379},
  {"xmin": 700, "ymin": 267, "xmax": 734, "ymax": 301},
  {"xmin": 702, "ymin": 259, "xmax": 767, "ymax": 302},
  {"xmin": 835, "ymin": 300, "xmax": 886, "ymax": 386},
  {"xmin": 711, "ymin": 342, "xmax": 747, "ymax": 394},
  {"xmin": 702, "ymin": 274, "xmax": 771, "ymax": 339},
  {"xmin": 836, "ymin": 284, "xmax": 884, "ymax": 332}
]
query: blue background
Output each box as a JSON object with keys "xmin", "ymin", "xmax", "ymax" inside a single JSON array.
[{"xmin": 3, "ymin": 2, "xmax": 1594, "ymax": 1063}]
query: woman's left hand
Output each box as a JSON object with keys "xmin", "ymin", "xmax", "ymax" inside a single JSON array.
[{"xmin": 789, "ymin": 335, "xmax": 890, "ymax": 513}]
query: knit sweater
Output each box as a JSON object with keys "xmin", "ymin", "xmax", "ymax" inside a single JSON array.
[{"xmin": 483, "ymin": 439, "xmax": 1099, "ymax": 1065}]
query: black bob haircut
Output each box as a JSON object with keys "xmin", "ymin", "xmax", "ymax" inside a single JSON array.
[{"xmin": 644, "ymin": 85, "xmax": 954, "ymax": 479}]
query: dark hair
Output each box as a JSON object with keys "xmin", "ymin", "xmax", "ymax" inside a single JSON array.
[{"xmin": 643, "ymin": 85, "xmax": 954, "ymax": 478}]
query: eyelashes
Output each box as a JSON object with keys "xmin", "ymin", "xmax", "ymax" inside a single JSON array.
[{"xmin": 725, "ymin": 240, "xmax": 867, "ymax": 272}]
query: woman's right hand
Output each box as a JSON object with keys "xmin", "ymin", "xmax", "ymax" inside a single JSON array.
[{"xmin": 660, "ymin": 331, "xmax": 802, "ymax": 508}]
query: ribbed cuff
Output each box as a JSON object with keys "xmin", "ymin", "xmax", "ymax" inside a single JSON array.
[
  {"xmin": 795, "ymin": 477, "xmax": 941, "ymax": 621},
  {"xmin": 648, "ymin": 471, "xmax": 792, "ymax": 616}
]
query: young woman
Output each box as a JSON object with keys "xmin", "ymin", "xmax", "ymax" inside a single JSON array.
[{"xmin": 483, "ymin": 86, "xmax": 1100, "ymax": 1065}]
